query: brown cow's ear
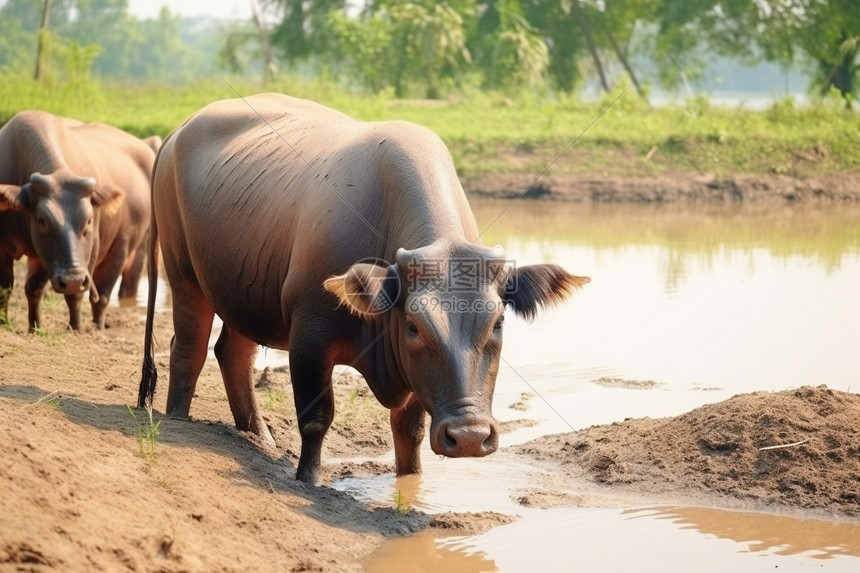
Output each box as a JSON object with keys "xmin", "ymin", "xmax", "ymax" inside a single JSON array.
[
  {"xmin": 502, "ymin": 264, "xmax": 590, "ymax": 321},
  {"xmin": 324, "ymin": 263, "xmax": 401, "ymax": 317},
  {"xmin": 92, "ymin": 184, "xmax": 125, "ymax": 217},
  {"xmin": 0, "ymin": 184, "xmax": 27, "ymax": 212}
]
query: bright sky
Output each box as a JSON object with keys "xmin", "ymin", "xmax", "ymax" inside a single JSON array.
[{"xmin": 126, "ymin": 0, "xmax": 251, "ymax": 20}]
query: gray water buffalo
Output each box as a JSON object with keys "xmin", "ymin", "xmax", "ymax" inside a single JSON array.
[
  {"xmin": 0, "ymin": 111, "xmax": 153, "ymax": 331},
  {"xmin": 138, "ymin": 93, "xmax": 589, "ymax": 485}
]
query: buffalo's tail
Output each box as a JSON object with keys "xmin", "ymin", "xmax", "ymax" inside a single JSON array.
[{"xmin": 137, "ymin": 141, "xmax": 163, "ymax": 410}]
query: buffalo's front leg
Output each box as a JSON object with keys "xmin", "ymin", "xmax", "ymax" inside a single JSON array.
[
  {"xmin": 214, "ymin": 324, "xmax": 274, "ymax": 447},
  {"xmin": 390, "ymin": 393, "xmax": 426, "ymax": 475},
  {"xmin": 23, "ymin": 259, "xmax": 49, "ymax": 332},
  {"xmin": 166, "ymin": 280, "xmax": 214, "ymax": 418},
  {"xmin": 288, "ymin": 325, "xmax": 335, "ymax": 485}
]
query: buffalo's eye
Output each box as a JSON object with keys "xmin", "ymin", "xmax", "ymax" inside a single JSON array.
[
  {"xmin": 493, "ymin": 315, "xmax": 505, "ymax": 331},
  {"xmin": 82, "ymin": 217, "xmax": 93, "ymax": 236},
  {"xmin": 406, "ymin": 321, "xmax": 419, "ymax": 335}
]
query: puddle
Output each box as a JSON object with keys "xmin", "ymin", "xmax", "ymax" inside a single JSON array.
[{"xmin": 366, "ymin": 505, "xmax": 860, "ymax": 572}]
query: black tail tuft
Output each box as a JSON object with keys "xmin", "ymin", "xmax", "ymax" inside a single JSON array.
[{"xmin": 138, "ymin": 353, "xmax": 157, "ymax": 409}]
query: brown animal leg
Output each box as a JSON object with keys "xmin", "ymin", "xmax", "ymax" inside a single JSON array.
[
  {"xmin": 91, "ymin": 239, "xmax": 129, "ymax": 329},
  {"xmin": 165, "ymin": 282, "xmax": 214, "ymax": 418},
  {"xmin": 213, "ymin": 325, "xmax": 274, "ymax": 447},
  {"xmin": 23, "ymin": 260, "xmax": 49, "ymax": 332},
  {"xmin": 63, "ymin": 293, "xmax": 84, "ymax": 331},
  {"xmin": 390, "ymin": 393, "xmax": 426, "ymax": 475},
  {"xmin": 288, "ymin": 332, "xmax": 335, "ymax": 485},
  {"xmin": 0, "ymin": 255, "xmax": 13, "ymax": 326},
  {"xmin": 118, "ymin": 231, "xmax": 147, "ymax": 299}
]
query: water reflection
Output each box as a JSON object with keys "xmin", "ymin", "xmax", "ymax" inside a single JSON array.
[
  {"xmin": 367, "ymin": 533, "xmax": 497, "ymax": 573},
  {"xmin": 366, "ymin": 505, "xmax": 860, "ymax": 572},
  {"xmin": 632, "ymin": 506, "xmax": 860, "ymax": 559}
]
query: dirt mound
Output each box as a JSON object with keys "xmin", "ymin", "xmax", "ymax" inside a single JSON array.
[{"xmin": 515, "ymin": 385, "xmax": 860, "ymax": 517}]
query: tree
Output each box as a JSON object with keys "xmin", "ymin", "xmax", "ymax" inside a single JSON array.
[
  {"xmin": 472, "ymin": 0, "xmax": 549, "ymax": 90},
  {"xmin": 329, "ymin": 1, "xmax": 471, "ymax": 98},
  {"xmin": 653, "ymin": 0, "xmax": 860, "ymax": 107},
  {"xmin": 265, "ymin": 0, "xmax": 346, "ymax": 64}
]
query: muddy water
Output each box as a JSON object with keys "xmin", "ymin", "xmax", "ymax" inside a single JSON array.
[{"xmin": 351, "ymin": 200, "xmax": 860, "ymax": 571}]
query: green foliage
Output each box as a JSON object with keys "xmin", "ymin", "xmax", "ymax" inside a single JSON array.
[
  {"xmin": 0, "ymin": 75, "xmax": 857, "ymax": 180},
  {"xmin": 652, "ymin": 0, "xmax": 860, "ymax": 106},
  {"xmin": 0, "ymin": 1, "xmax": 215, "ymax": 82},
  {"xmin": 35, "ymin": 391, "xmax": 61, "ymax": 409},
  {"xmin": 393, "ymin": 489, "xmax": 411, "ymax": 514},
  {"xmin": 127, "ymin": 404, "xmax": 161, "ymax": 461},
  {"xmin": 330, "ymin": 1, "xmax": 472, "ymax": 98}
]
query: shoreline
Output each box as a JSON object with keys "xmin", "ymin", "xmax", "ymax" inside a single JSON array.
[{"xmin": 462, "ymin": 171, "xmax": 860, "ymax": 203}]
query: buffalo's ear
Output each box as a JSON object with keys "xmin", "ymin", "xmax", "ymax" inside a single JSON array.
[
  {"xmin": 92, "ymin": 184, "xmax": 125, "ymax": 216},
  {"xmin": 324, "ymin": 263, "xmax": 401, "ymax": 318},
  {"xmin": 502, "ymin": 264, "xmax": 590, "ymax": 321},
  {"xmin": 0, "ymin": 184, "xmax": 27, "ymax": 212}
]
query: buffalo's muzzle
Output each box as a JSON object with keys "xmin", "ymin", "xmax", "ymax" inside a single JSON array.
[
  {"xmin": 431, "ymin": 415, "xmax": 499, "ymax": 458},
  {"xmin": 52, "ymin": 272, "xmax": 89, "ymax": 295}
]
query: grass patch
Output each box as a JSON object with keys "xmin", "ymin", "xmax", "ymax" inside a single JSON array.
[
  {"xmin": 393, "ymin": 489, "xmax": 410, "ymax": 514},
  {"xmin": 1, "ymin": 74, "xmax": 857, "ymax": 180},
  {"xmin": 34, "ymin": 390, "xmax": 61, "ymax": 409},
  {"xmin": 127, "ymin": 404, "xmax": 161, "ymax": 461}
]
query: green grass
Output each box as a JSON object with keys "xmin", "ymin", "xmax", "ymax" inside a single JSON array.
[
  {"xmin": 1, "ymin": 74, "xmax": 857, "ymax": 179},
  {"xmin": 126, "ymin": 404, "xmax": 161, "ymax": 461},
  {"xmin": 393, "ymin": 489, "xmax": 410, "ymax": 514}
]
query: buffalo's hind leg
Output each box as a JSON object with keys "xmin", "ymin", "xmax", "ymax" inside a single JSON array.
[
  {"xmin": 214, "ymin": 325, "xmax": 274, "ymax": 447},
  {"xmin": 166, "ymin": 280, "xmax": 214, "ymax": 418}
]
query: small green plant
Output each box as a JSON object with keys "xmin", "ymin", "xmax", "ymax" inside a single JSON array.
[
  {"xmin": 264, "ymin": 389, "xmax": 287, "ymax": 409},
  {"xmin": 127, "ymin": 404, "xmax": 161, "ymax": 460},
  {"xmin": 35, "ymin": 391, "xmax": 61, "ymax": 409},
  {"xmin": 393, "ymin": 489, "xmax": 410, "ymax": 514}
]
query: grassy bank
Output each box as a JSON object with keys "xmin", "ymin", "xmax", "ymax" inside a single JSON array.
[{"xmin": 1, "ymin": 75, "xmax": 857, "ymax": 180}]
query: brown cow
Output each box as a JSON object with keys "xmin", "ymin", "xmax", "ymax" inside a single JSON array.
[
  {"xmin": 138, "ymin": 94, "xmax": 589, "ymax": 485},
  {"xmin": 0, "ymin": 111, "xmax": 153, "ymax": 331},
  {"xmin": 142, "ymin": 135, "xmax": 162, "ymax": 153}
]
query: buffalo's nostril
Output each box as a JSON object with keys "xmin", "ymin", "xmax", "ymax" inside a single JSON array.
[
  {"xmin": 58, "ymin": 279, "xmax": 66, "ymax": 289},
  {"xmin": 442, "ymin": 425, "xmax": 458, "ymax": 451},
  {"xmin": 81, "ymin": 276, "xmax": 90, "ymax": 289}
]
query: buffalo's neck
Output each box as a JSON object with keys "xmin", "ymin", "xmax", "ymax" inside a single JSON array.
[
  {"xmin": 0, "ymin": 212, "xmax": 35, "ymax": 260},
  {"xmin": 352, "ymin": 317, "xmax": 412, "ymax": 410}
]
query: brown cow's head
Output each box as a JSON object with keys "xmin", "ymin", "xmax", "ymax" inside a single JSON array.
[
  {"xmin": 0, "ymin": 172, "xmax": 124, "ymax": 295},
  {"xmin": 324, "ymin": 239, "xmax": 589, "ymax": 460}
]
